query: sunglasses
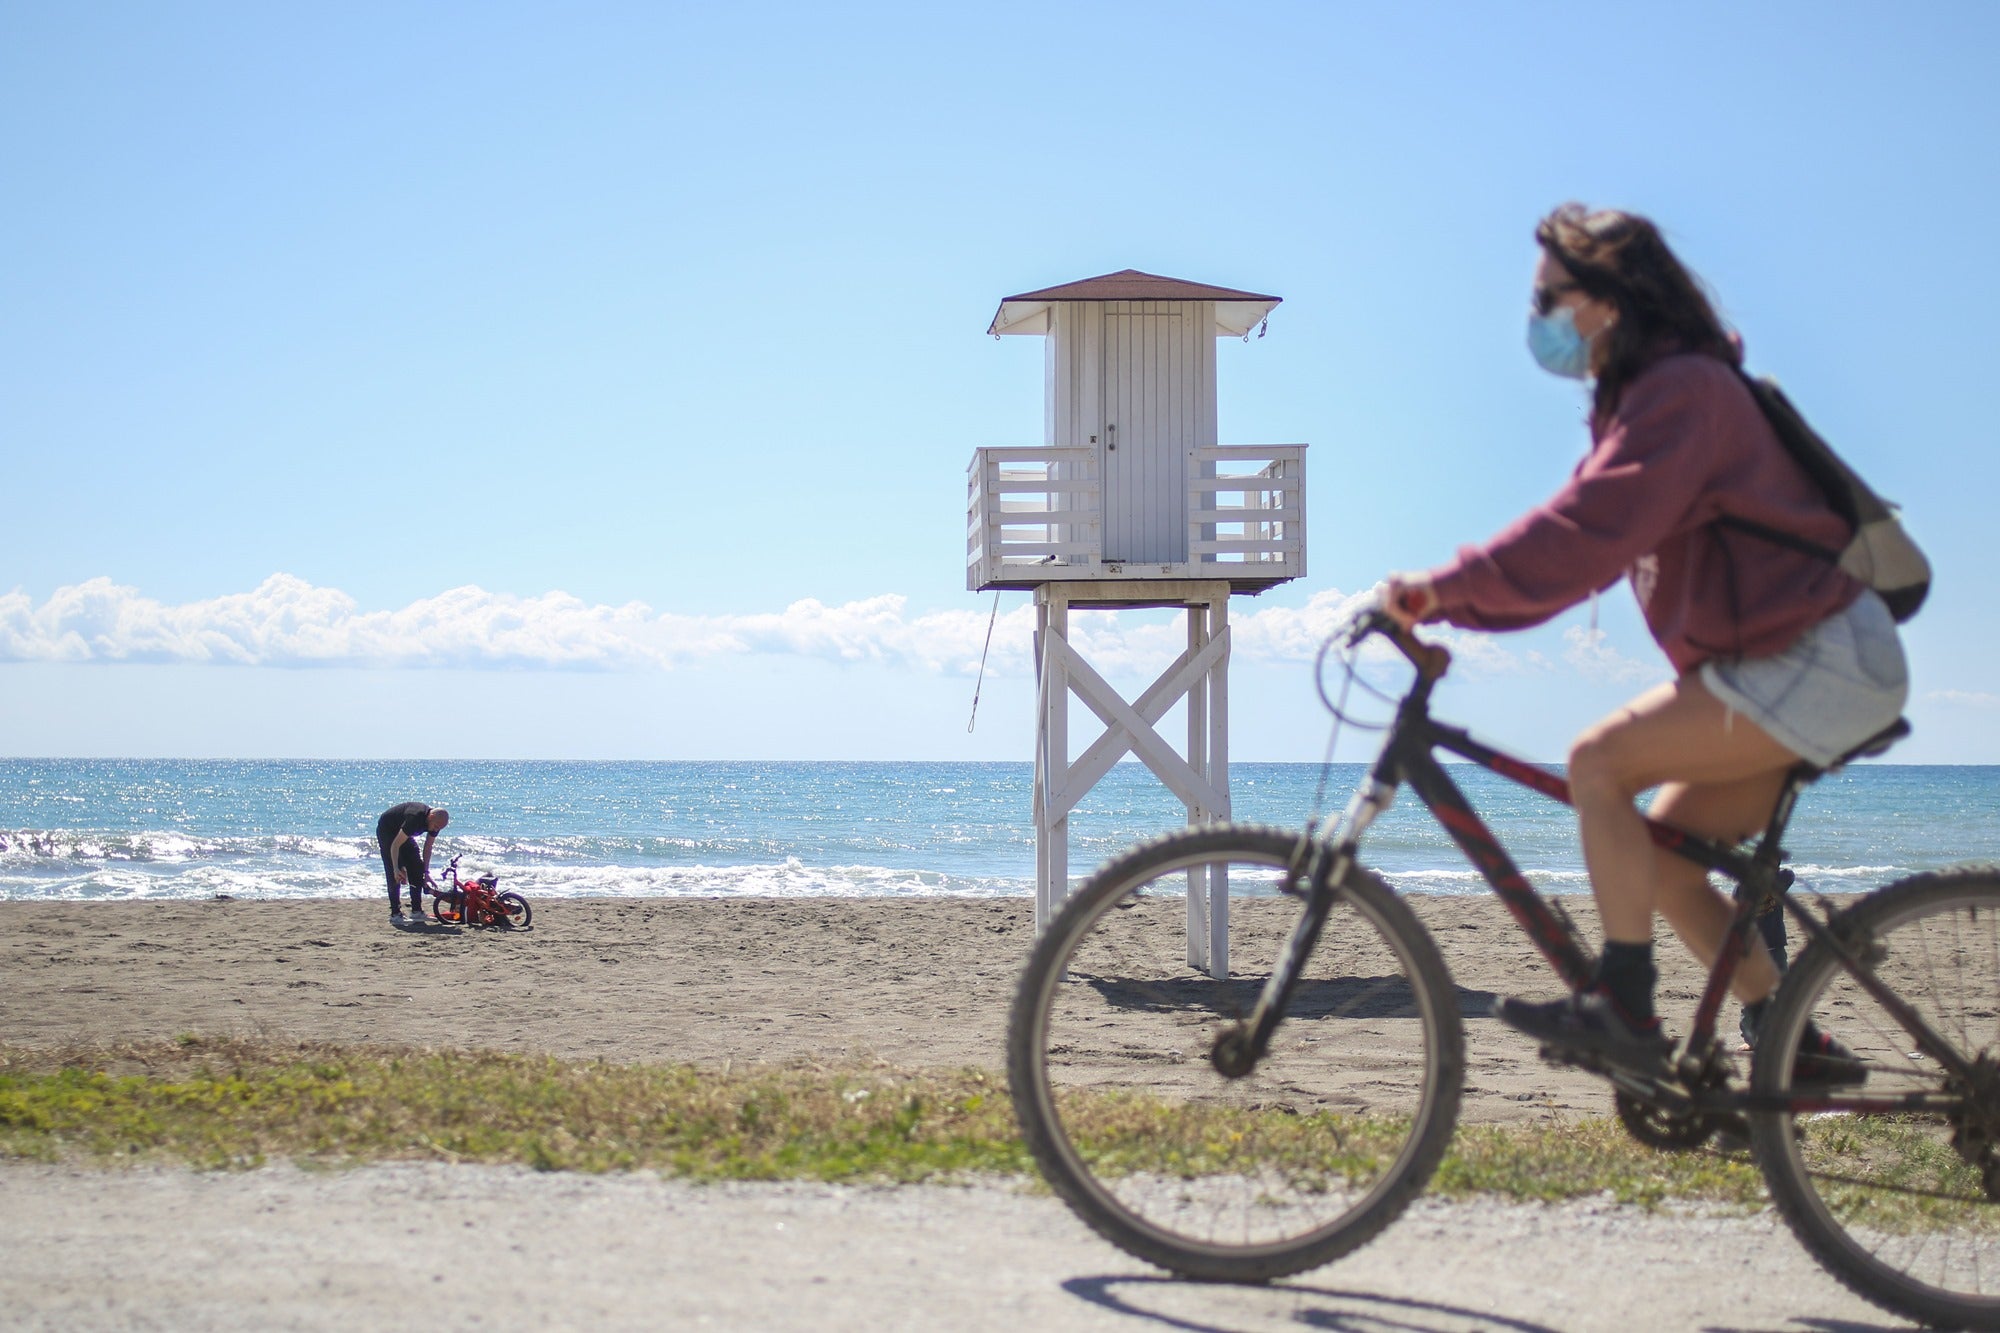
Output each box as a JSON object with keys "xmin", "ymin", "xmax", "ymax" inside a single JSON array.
[{"xmin": 1532, "ymin": 281, "xmax": 1583, "ymax": 317}]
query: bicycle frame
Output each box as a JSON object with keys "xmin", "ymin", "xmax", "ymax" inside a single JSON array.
[
  {"xmin": 427, "ymin": 854, "xmax": 499, "ymax": 926},
  {"xmin": 1240, "ymin": 614, "xmax": 1975, "ymax": 1117}
]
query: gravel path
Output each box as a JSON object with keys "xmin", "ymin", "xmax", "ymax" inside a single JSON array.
[{"xmin": 0, "ymin": 1163, "xmax": 1914, "ymax": 1332}]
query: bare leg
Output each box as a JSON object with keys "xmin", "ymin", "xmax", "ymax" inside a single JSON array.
[
  {"xmin": 1566, "ymin": 675, "xmax": 1799, "ymax": 957},
  {"xmin": 1648, "ymin": 774, "xmax": 1788, "ymax": 1003}
]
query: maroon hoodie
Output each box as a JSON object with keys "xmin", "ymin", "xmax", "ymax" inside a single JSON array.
[{"xmin": 1428, "ymin": 352, "xmax": 1860, "ymax": 673}]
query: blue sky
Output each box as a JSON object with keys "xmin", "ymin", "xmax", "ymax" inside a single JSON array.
[{"xmin": 3, "ymin": 2, "xmax": 1996, "ymax": 762}]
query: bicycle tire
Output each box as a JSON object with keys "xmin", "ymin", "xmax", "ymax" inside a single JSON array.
[
  {"xmin": 1007, "ymin": 823, "xmax": 1464, "ymax": 1283},
  {"xmin": 1751, "ymin": 866, "xmax": 2000, "ymax": 1329},
  {"xmin": 495, "ymin": 892, "xmax": 531, "ymax": 930}
]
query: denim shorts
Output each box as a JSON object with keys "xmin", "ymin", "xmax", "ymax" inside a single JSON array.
[{"xmin": 1698, "ymin": 590, "xmax": 1910, "ymax": 768}]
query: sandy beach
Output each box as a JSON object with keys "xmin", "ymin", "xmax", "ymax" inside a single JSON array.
[
  {"xmin": 2, "ymin": 893, "xmax": 1744, "ymax": 1121},
  {"xmin": 0, "ymin": 895, "xmax": 1924, "ymax": 1330}
]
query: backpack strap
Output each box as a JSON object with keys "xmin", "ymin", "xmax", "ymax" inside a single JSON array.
[{"xmin": 1711, "ymin": 512, "xmax": 1842, "ymax": 565}]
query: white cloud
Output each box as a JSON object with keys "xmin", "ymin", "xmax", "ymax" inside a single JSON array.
[
  {"xmin": 0, "ymin": 575, "xmax": 1545, "ymax": 678},
  {"xmin": 1560, "ymin": 624, "xmax": 1671, "ymax": 685},
  {"xmin": 1927, "ymin": 689, "xmax": 2000, "ymax": 710}
]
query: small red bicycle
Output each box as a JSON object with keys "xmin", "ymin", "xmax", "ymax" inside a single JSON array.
[{"xmin": 427, "ymin": 854, "xmax": 531, "ymax": 929}]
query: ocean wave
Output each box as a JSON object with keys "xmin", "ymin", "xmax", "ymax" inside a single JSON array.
[
  {"xmin": 0, "ymin": 855, "xmax": 1038, "ymax": 903},
  {"xmin": 1375, "ymin": 866, "xmax": 1594, "ymax": 897},
  {"xmin": 0, "ymin": 829, "xmax": 374, "ymax": 866},
  {"xmin": 0, "ymin": 829, "xmax": 1929, "ymax": 904}
]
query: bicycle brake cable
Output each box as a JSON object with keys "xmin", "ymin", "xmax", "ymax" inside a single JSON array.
[{"xmin": 1308, "ymin": 656, "xmax": 1353, "ymax": 830}]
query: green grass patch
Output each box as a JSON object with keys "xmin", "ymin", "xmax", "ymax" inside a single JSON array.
[
  {"xmin": 1, "ymin": 1039, "xmax": 1988, "ymax": 1231},
  {"xmin": 0, "ymin": 1039, "xmax": 1024, "ymax": 1179},
  {"xmin": 1438, "ymin": 1118, "xmax": 1765, "ymax": 1208}
]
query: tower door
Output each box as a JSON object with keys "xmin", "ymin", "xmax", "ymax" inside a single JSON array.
[{"xmin": 1101, "ymin": 304, "xmax": 1201, "ymax": 564}]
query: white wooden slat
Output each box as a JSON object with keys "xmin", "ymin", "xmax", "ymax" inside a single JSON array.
[
  {"xmin": 1197, "ymin": 444, "xmax": 1307, "ymax": 460},
  {"xmin": 992, "ymin": 537, "xmax": 1095, "ymax": 551},
  {"xmin": 1190, "ymin": 478, "xmax": 1298, "ymax": 493},
  {"xmin": 1044, "ymin": 634, "xmax": 1229, "ymax": 818},
  {"xmin": 1192, "ymin": 528, "xmax": 1304, "ymax": 544},
  {"xmin": 991, "ymin": 483, "xmax": 1099, "ymax": 497},
  {"xmin": 1047, "ymin": 627, "xmax": 1232, "ymax": 822},
  {"xmin": 1190, "ymin": 507, "xmax": 1301, "ymax": 523},
  {"xmin": 968, "ymin": 443, "xmax": 1303, "ymax": 590}
]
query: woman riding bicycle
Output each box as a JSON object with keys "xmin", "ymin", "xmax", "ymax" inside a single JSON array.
[{"xmin": 1385, "ymin": 204, "xmax": 1909, "ymax": 1075}]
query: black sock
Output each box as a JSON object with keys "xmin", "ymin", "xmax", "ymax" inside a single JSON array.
[
  {"xmin": 1596, "ymin": 940, "xmax": 1657, "ymax": 1026},
  {"xmin": 1741, "ymin": 997, "xmax": 1771, "ymax": 1047}
]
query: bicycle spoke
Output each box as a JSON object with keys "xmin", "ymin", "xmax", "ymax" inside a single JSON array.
[
  {"xmin": 1756, "ymin": 870, "xmax": 2000, "ymax": 1329},
  {"xmin": 1009, "ymin": 826, "xmax": 1464, "ymax": 1281}
]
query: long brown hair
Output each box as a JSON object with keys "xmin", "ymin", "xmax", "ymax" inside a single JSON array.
[{"xmin": 1534, "ymin": 204, "xmax": 1739, "ymax": 424}]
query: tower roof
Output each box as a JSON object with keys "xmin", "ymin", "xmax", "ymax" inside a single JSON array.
[{"xmin": 987, "ymin": 268, "xmax": 1282, "ymax": 337}]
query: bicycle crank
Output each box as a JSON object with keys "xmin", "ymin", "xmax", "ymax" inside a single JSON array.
[{"xmin": 1209, "ymin": 1024, "xmax": 1259, "ymax": 1079}]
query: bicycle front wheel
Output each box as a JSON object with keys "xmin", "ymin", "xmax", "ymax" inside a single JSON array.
[
  {"xmin": 1007, "ymin": 824, "xmax": 1465, "ymax": 1283},
  {"xmin": 1752, "ymin": 867, "xmax": 2000, "ymax": 1330}
]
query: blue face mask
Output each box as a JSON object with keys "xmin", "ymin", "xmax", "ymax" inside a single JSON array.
[{"xmin": 1527, "ymin": 307, "xmax": 1591, "ymax": 380}]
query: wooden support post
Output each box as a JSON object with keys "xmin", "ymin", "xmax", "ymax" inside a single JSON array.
[
  {"xmin": 1208, "ymin": 594, "xmax": 1231, "ymax": 978},
  {"xmin": 1185, "ymin": 596, "xmax": 1210, "ymax": 972},
  {"xmin": 1034, "ymin": 587, "xmax": 1071, "ymax": 931},
  {"xmin": 1031, "ymin": 580, "xmax": 1233, "ymax": 978}
]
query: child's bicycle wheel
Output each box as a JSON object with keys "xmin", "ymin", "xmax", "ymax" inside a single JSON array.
[
  {"xmin": 495, "ymin": 891, "xmax": 531, "ymax": 930},
  {"xmin": 431, "ymin": 889, "xmax": 464, "ymax": 925}
]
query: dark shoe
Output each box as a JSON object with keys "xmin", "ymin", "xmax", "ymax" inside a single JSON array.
[
  {"xmin": 1495, "ymin": 989, "xmax": 1673, "ymax": 1075},
  {"xmin": 1791, "ymin": 1027, "xmax": 1868, "ymax": 1088},
  {"xmin": 1710, "ymin": 1112, "xmax": 1753, "ymax": 1155},
  {"xmin": 1742, "ymin": 1004, "xmax": 1867, "ymax": 1088}
]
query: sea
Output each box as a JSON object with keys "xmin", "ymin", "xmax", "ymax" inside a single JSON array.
[{"xmin": 1, "ymin": 759, "xmax": 1995, "ymax": 905}]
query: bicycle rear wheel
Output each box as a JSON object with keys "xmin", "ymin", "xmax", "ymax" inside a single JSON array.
[
  {"xmin": 1007, "ymin": 824, "xmax": 1464, "ymax": 1283},
  {"xmin": 1752, "ymin": 867, "xmax": 2000, "ymax": 1330}
]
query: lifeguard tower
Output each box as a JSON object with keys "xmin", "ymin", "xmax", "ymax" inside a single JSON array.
[{"xmin": 968, "ymin": 269, "xmax": 1306, "ymax": 978}]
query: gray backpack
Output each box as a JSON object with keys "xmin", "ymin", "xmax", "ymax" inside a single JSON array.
[{"xmin": 1716, "ymin": 374, "xmax": 1931, "ymax": 622}]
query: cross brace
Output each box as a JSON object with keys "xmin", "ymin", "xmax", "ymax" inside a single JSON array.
[{"xmin": 1032, "ymin": 581, "xmax": 1233, "ymax": 978}]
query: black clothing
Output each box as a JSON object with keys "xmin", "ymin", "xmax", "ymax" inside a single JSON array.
[
  {"xmin": 397, "ymin": 840, "xmax": 429, "ymax": 914},
  {"xmin": 377, "ymin": 802, "xmax": 433, "ymax": 841},
  {"xmin": 376, "ymin": 802, "xmax": 435, "ymax": 913}
]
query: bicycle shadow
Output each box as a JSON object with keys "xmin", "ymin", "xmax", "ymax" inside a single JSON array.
[
  {"xmin": 1704, "ymin": 1321, "xmax": 1908, "ymax": 1333},
  {"xmin": 1062, "ymin": 1273, "xmax": 1559, "ymax": 1333},
  {"xmin": 1061, "ymin": 1275, "xmax": 1907, "ymax": 1333},
  {"xmin": 1079, "ymin": 976, "xmax": 1502, "ymax": 1021}
]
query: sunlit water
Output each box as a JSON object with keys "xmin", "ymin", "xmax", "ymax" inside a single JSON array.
[{"xmin": 1, "ymin": 759, "xmax": 1993, "ymax": 903}]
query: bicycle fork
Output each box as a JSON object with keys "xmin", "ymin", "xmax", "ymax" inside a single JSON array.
[{"xmin": 1211, "ymin": 776, "xmax": 1398, "ymax": 1080}]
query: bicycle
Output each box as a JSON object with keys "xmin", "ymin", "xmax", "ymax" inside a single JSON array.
[
  {"xmin": 1008, "ymin": 601, "xmax": 2000, "ymax": 1330},
  {"xmin": 427, "ymin": 854, "xmax": 532, "ymax": 930}
]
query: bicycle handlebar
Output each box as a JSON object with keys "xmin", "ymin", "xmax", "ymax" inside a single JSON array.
[{"xmin": 1344, "ymin": 606, "xmax": 1454, "ymax": 684}]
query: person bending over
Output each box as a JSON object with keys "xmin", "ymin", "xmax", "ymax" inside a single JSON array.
[
  {"xmin": 376, "ymin": 801, "xmax": 448, "ymax": 922},
  {"xmin": 1384, "ymin": 204, "xmax": 1907, "ymax": 1081}
]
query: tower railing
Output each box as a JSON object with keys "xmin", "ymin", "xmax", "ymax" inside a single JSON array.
[{"xmin": 967, "ymin": 444, "xmax": 1304, "ymax": 591}]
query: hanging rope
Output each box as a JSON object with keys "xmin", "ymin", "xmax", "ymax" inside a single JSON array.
[{"xmin": 966, "ymin": 589, "xmax": 1003, "ymax": 732}]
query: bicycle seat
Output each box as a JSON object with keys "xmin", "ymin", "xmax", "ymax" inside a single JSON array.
[{"xmin": 1811, "ymin": 717, "xmax": 1911, "ymax": 776}]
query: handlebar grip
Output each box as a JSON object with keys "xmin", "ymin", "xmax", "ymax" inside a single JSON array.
[
  {"xmin": 1409, "ymin": 639, "xmax": 1452, "ymax": 680},
  {"xmin": 1387, "ymin": 621, "xmax": 1453, "ymax": 681},
  {"xmin": 1394, "ymin": 587, "xmax": 1431, "ymax": 618}
]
